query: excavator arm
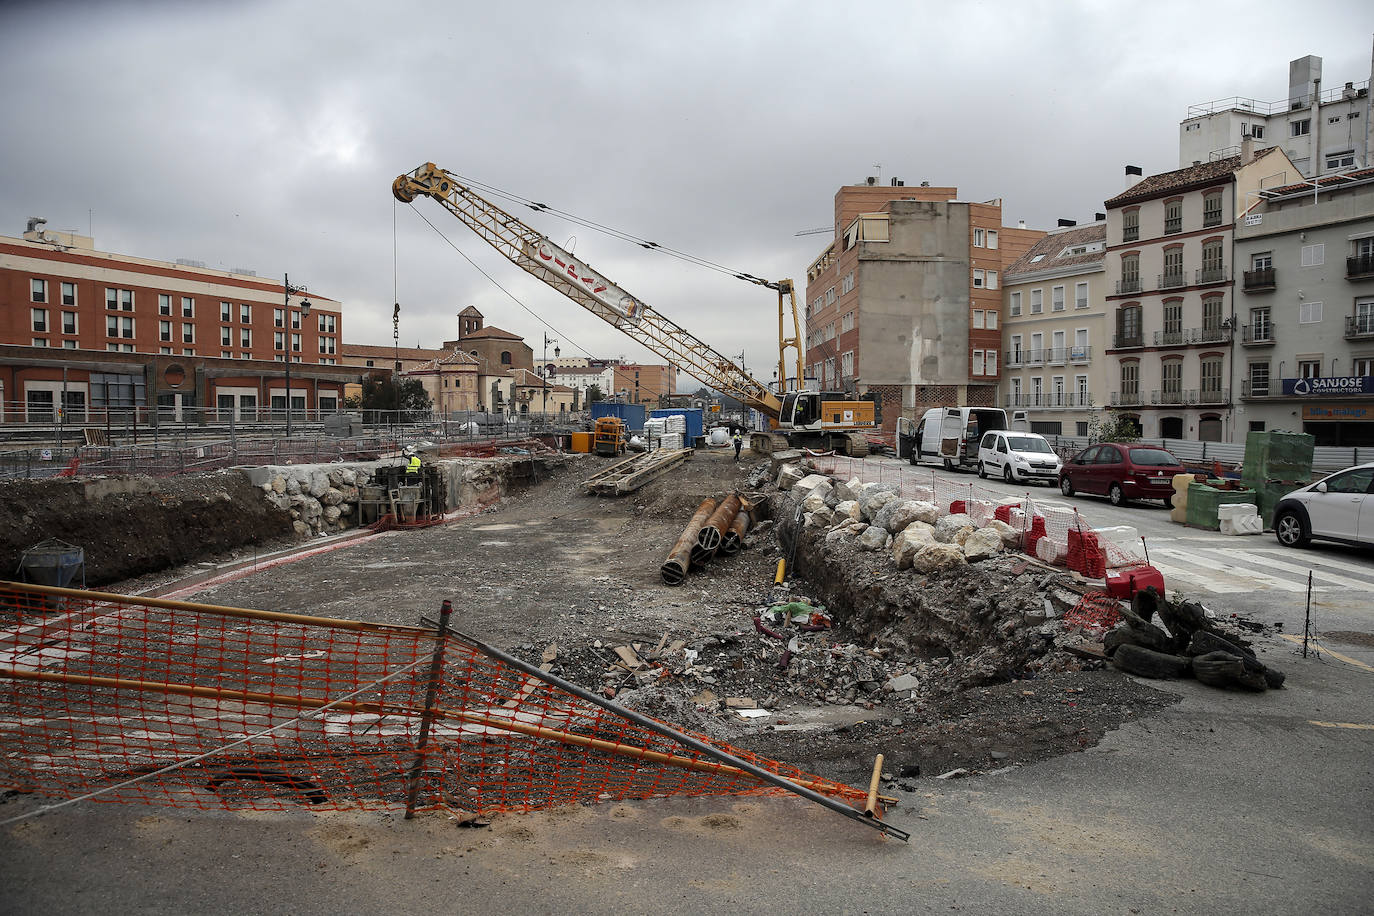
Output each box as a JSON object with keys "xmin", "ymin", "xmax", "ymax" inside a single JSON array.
[{"xmin": 393, "ymin": 163, "xmax": 784, "ymax": 418}]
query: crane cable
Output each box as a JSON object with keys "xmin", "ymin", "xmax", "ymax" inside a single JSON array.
[{"xmin": 437, "ymin": 171, "xmax": 781, "ymax": 290}]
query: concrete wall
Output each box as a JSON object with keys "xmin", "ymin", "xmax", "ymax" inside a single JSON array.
[{"xmin": 857, "ymin": 200, "xmax": 970, "ymax": 389}]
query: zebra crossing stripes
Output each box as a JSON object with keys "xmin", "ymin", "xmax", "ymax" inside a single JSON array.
[{"xmin": 1148, "ymin": 546, "xmax": 1315, "ymax": 594}]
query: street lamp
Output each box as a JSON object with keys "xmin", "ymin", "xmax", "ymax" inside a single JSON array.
[
  {"xmin": 283, "ymin": 273, "xmax": 311, "ymax": 438},
  {"xmin": 542, "ymin": 332, "xmax": 559, "ymax": 418}
]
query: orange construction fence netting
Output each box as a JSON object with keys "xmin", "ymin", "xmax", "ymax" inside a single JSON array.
[{"xmin": 0, "ymin": 582, "xmax": 870, "ymax": 821}]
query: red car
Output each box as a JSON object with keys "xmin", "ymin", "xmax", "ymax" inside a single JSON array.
[{"xmin": 1058, "ymin": 444, "xmax": 1185, "ymax": 507}]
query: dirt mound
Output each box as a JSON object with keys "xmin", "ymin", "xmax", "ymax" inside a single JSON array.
[{"xmin": 0, "ymin": 471, "xmax": 292, "ymax": 586}]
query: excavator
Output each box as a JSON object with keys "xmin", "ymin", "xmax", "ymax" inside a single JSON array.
[{"xmin": 392, "ymin": 163, "xmax": 875, "ymax": 456}]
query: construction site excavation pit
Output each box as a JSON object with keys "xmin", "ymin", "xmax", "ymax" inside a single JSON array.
[{"xmin": 24, "ymin": 446, "xmax": 1234, "ymax": 800}]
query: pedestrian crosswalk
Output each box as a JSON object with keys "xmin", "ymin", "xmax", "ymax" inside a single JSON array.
[{"xmin": 1140, "ymin": 538, "xmax": 1374, "ymax": 596}]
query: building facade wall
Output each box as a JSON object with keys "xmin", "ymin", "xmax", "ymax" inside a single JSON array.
[{"xmin": 612, "ymin": 364, "xmax": 675, "ymax": 405}]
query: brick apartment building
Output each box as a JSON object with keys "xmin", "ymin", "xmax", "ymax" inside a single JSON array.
[
  {"xmin": 802, "ymin": 180, "xmax": 1042, "ymax": 433},
  {"xmin": 1, "ymin": 222, "xmax": 354, "ymax": 422}
]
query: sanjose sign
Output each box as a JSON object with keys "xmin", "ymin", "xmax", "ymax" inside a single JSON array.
[
  {"xmin": 1280, "ymin": 376, "xmax": 1374, "ymax": 396},
  {"xmin": 523, "ymin": 239, "xmax": 644, "ymax": 323}
]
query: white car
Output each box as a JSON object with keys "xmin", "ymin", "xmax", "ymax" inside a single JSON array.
[
  {"xmin": 1273, "ymin": 462, "xmax": 1374, "ymax": 549},
  {"xmin": 976, "ymin": 430, "xmax": 1062, "ymax": 485}
]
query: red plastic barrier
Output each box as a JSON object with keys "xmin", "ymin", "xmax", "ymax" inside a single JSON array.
[
  {"xmin": 949, "ymin": 499, "xmax": 966, "ymax": 515},
  {"xmin": 994, "ymin": 504, "xmax": 1014, "ymax": 523},
  {"xmin": 1066, "ymin": 528, "xmax": 1107, "ymax": 579},
  {"xmin": 1106, "ymin": 565, "xmax": 1166, "ymax": 599}
]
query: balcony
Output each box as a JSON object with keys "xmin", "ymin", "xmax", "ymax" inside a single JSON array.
[
  {"xmin": 1198, "ymin": 386, "xmax": 1230, "ymax": 405},
  {"xmin": 1153, "ymin": 326, "xmax": 1232, "ymax": 346},
  {"xmin": 1348, "ymin": 254, "xmax": 1374, "ymax": 279},
  {"xmin": 1197, "ymin": 266, "xmax": 1229, "ymax": 285},
  {"xmin": 1116, "ymin": 278, "xmax": 1142, "ymax": 295},
  {"xmin": 1158, "ymin": 271, "xmax": 1187, "ymax": 290},
  {"xmin": 1151, "ymin": 388, "xmax": 1191, "ymax": 406},
  {"xmin": 1046, "ymin": 347, "xmax": 1069, "ymax": 366},
  {"xmin": 1203, "ymin": 209, "xmax": 1224, "ymax": 228},
  {"xmin": 1241, "ymin": 323, "xmax": 1276, "ymax": 346},
  {"xmin": 1241, "ymin": 379, "xmax": 1271, "ymax": 398},
  {"xmin": 1243, "ymin": 267, "xmax": 1276, "ymax": 291},
  {"xmin": 1006, "ymin": 392, "xmax": 1093, "ymax": 409},
  {"xmin": 1123, "ymin": 226, "xmax": 1139, "ymax": 242},
  {"xmin": 1113, "ymin": 332, "xmax": 1144, "ymax": 349},
  {"xmin": 1345, "ymin": 315, "xmax": 1374, "ymax": 339},
  {"xmin": 1004, "ymin": 350, "xmax": 1022, "ymax": 368},
  {"xmin": 1069, "ymin": 346, "xmax": 1091, "ymax": 364},
  {"xmin": 1164, "ymin": 217, "xmax": 1182, "ymax": 234},
  {"xmin": 1111, "ymin": 391, "xmax": 1143, "ymax": 407}
]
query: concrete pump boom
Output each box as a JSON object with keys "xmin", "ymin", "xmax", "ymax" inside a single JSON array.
[{"xmin": 392, "ymin": 162, "xmax": 785, "ymax": 418}]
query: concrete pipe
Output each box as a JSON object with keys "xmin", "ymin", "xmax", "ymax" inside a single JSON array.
[
  {"xmin": 661, "ymin": 498, "xmax": 718, "ymax": 585},
  {"xmin": 694, "ymin": 493, "xmax": 742, "ymax": 564}
]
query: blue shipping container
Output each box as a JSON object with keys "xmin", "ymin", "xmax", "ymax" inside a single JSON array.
[
  {"xmin": 591, "ymin": 402, "xmax": 647, "ymax": 430},
  {"xmin": 649, "ymin": 408, "xmax": 704, "ymax": 445}
]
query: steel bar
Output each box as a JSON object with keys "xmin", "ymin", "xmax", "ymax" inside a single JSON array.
[
  {"xmin": 405, "ymin": 599, "xmax": 453, "ymax": 818},
  {"xmin": 427, "ymin": 617, "xmax": 911, "ymax": 842},
  {"xmin": 661, "ymin": 498, "xmax": 717, "ymax": 585}
]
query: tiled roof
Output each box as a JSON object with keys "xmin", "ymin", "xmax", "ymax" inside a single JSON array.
[
  {"xmin": 410, "ymin": 350, "xmax": 480, "ymax": 372},
  {"xmin": 1006, "ymin": 223, "xmax": 1107, "ymax": 277},
  {"xmin": 341, "ymin": 343, "xmax": 447, "ymax": 359},
  {"xmin": 461, "ymin": 325, "xmax": 524, "ymax": 341},
  {"xmin": 1265, "ymin": 166, "xmax": 1374, "ymax": 197},
  {"xmin": 1104, "ymin": 148, "xmax": 1281, "ymax": 208}
]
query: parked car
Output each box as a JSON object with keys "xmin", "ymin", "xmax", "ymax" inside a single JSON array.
[
  {"xmin": 976, "ymin": 430, "xmax": 1062, "ymax": 484},
  {"xmin": 1273, "ymin": 462, "xmax": 1374, "ymax": 549},
  {"xmin": 1058, "ymin": 443, "xmax": 1185, "ymax": 506}
]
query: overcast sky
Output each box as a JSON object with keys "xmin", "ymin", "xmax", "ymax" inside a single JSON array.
[{"xmin": 2, "ymin": 1, "xmax": 1371, "ymax": 391}]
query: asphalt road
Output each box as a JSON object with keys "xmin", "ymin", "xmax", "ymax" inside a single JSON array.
[{"xmin": 2, "ymin": 455, "xmax": 1371, "ymax": 914}]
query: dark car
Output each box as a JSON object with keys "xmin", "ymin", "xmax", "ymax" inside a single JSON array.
[{"xmin": 1058, "ymin": 443, "xmax": 1185, "ymax": 507}]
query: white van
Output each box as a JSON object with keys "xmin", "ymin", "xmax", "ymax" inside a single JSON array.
[
  {"xmin": 899, "ymin": 407, "xmax": 1027, "ymax": 470},
  {"xmin": 976, "ymin": 430, "xmax": 1062, "ymax": 484}
]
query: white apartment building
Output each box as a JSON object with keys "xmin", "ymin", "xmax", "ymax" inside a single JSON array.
[
  {"xmin": 1002, "ymin": 223, "xmax": 1109, "ymax": 437},
  {"xmin": 1179, "ymin": 41, "xmax": 1373, "ymax": 178}
]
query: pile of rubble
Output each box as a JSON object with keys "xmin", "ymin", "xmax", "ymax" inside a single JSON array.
[{"xmin": 257, "ymin": 466, "xmax": 369, "ymax": 537}]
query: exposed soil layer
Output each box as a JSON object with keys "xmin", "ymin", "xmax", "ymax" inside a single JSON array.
[{"xmin": 0, "ymin": 471, "xmax": 292, "ymax": 586}]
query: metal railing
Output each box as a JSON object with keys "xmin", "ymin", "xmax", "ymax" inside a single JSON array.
[
  {"xmin": 1345, "ymin": 315, "xmax": 1374, "ymax": 339},
  {"xmin": 1005, "ymin": 393, "xmax": 1093, "ymax": 409},
  {"xmin": 1159, "ymin": 271, "xmax": 1187, "ymax": 289},
  {"xmin": 1110, "ymin": 391, "xmax": 1142, "ymax": 407},
  {"xmin": 1116, "ymin": 278, "xmax": 1142, "ymax": 295},
  {"xmin": 1153, "ymin": 326, "xmax": 1232, "ymax": 346},
  {"xmin": 1150, "ymin": 388, "xmax": 1191, "ymax": 406},
  {"xmin": 1197, "ymin": 265, "xmax": 1229, "ymax": 284},
  {"xmin": 1348, "ymin": 254, "xmax": 1374, "ymax": 278},
  {"xmin": 1164, "ymin": 217, "xmax": 1182, "ymax": 235},
  {"xmin": 1198, "ymin": 387, "xmax": 1230, "ymax": 405},
  {"xmin": 1241, "ymin": 379, "xmax": 1271, "ymax": 398},
  {"xmin": 1113, "ymin": 332, "xmax": 1143, "ymax": 349},
  {"xmin": 1243, "ymin": 267, "xmax": 1276, "ymax": 290},
  {"xmin": 1241, "ymin": 322, "xmax": 1276, "ymax": 345}
]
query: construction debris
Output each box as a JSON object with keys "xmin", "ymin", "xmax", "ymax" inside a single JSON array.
[{"xmin": 584, "ymin": 447, "xmax": 694, "ymax": 496}]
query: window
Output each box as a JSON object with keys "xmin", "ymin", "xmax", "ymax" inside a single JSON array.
[
  {"xmin": 106, "ymin": 288, "xmax": 133, "ymax": 311},
  {"xmin": 973, "ymin": 228, "xmax": 985, "ymax": 247},
  {"xmin": 159, "ymin": 320, "xmax": 173, "ymax": 342},
  {"xmin": 986, "ymin": 310, "xmax": 998, "ymax": 330},
  {"xmin": 106, "ymin": 315, "xmax": 134, "ymax": 339},
  {"xmin": 62, "ymin": 311, "xmax": 77, "ymax": 334},
  {"xmin": 986, "ymin": 230, "xmax": 998, "ymax": 250},
  {"xmin": 1164, "ymin": 199, "xmax": 1182, "ymax": 234},
  {"xmin": 1203, "ymin": 296, "xmax": 1224, "ymax": 333},
  {"xmin": 221, "ymin": 351, "xmax": 233, "ymax": 359},
  {"xmin": 973, "ymin": 269, "xmax": 985, "ymax": 288},
  {"xmin": 274, "ymin": 331, "xmax": 286, "ymax": 350},
  {"xmin": 181, "ymin": 297, "xmax": 194, "ymax": 317},
  {"xmin": 840, "ymin": 272, "xmax": 854, "ymax": 295},
  {"xmin": 239, "ymin": 304, "xmax": 252, "ymax": 324},
  {"xmin": 1010, "ymin": 334, "xmax": 1023, "ymax": 363},
  {"xmin": 318, "ymin": 313, "xmax": 337, "ymax": 333},
  {"xmin": 1120, "ymin": 363, "xmax": 1139, "ymax": 397},
  {"xmin": 1032, "ymin": 377, "xmax": 1043, "ymax": 403},
  {"xmin": 291, "ymin": 310, "xmax": 302, "ymax": 329},
  {"xmin": 842, "ymin": 311, "xmax": 854, "ymax": 332},
  {"xmin": 1326, "ymin": 150, "xmax": 1356, "ymax": 170},
  {"xmin": 1201, "ymin": 240, "xmax": 1225, "ymax": 281},
  {"xmin": 1030, "ymin": 289, "xmax": 1043, "ymax": 314},
  {"xmin": 1051, "ymin": 285, "xmax": 1065, "ymax": 311},
  {"xmin": 825, "ymin": 287, "xmax": 836, "ymax": 305},
  {"xmin": 1251, "ymin": 306, "xmax": 1272, "ymax": 339},
  {"xmin": 31, "ymin": 307, "xmax": 49, "ymax": 332},
  {"xmin": 1010, "ymin": 291, "xmax": 1022, "ymax": 316},
  {"xmin": 1298, "ymin": 359, "xmax": 1321, "ymax": 378},
  {"xmin": 1163, "ymin": 301, "xmax": 1183, "ymax": 338},
  {"xmin": 1117, "ymin": 305, "xmax": 1142, "ymax": 345},
  {"xmin": 240, "ymin": 328, "xmax": 252, "ymax": 348},
  {"xmin": 159, "ymin": 294, "xmax": 172, "ymax": 316},
  {"xmin": 1121, "ymin": 254, "xmax": 1140, "ymax": 292},
  {"xmin": 1251, "ymin": 124, "xmax": 1265, "ymax": 139},
  {"xmin": 1252, "ymin": 252, "xmax": 1273, "ymax": 270},
  {"xmin": 986, "ymin": 270, "xmax": 998, "ymax": 290},
  {"xmin": 220, "ymin": 301, "xmax": 232, "ymax": 322},
  {"xmin": 972, "ymin": 310, "xmax": 985, "ymax": 329},
  {"xmin": 1203, "ymin": 191, "xmax": 1223, "ymax": 227},
  {"xmin": 61, "ymin": 282, "xmax": 76, "ymax": 306},
  {"xmin": 31, "ymin": 278, "xmax": 47, "ymax": 303},
  {"xmin": 1300, "ymin": 301, "xmax": 1323, "ymax": 324},
  {"xmin": 986, "ymin": 350, "xmax": 997, "ymax": 375},
  {"xmin": 1162, "ymin": 360, "xmax": 1182, "ymax": 397},
  {"xmin": 1356, "ymin": 298, "xmax": 1374, "ymax": 334},
  {"xmin": 1301, "ymin": 244, "xmax": 1324, "ymax": 266},
  {"xmin": 972, "ymin": 349, "xmax": 986, "ymax": 375},
  {"xmin": 1075, "ymin": 281, "xmax": 1088, "ymax": 309},
  {"xmin": 221, "ymin": 327, "xmax": 233, "ymax": 346},
  {"xmin": 1076, "ymin": 375, "xmax": 1089, "ymax": 402},
  {"xmin": 274, "ymin": 308, "xmax": 286, "ymax": 328},
  {"xmin": 1122, "ymin": 209, "xmax": 1139, "ymax": 242},
  {"xmin": 1291, "ymin": 118, "xmax": 1311, "ymax": 137},
  {"xmin": 1354, "ymin": 357, "xmax": 1374, "ymax": 376},
  {"xmin": 1163, "ymin": 247, "xmax": 1184, "ymax": 286},
  {"xmin": 181, "ymin": 323, "xmax": 195, "ymax": 344},
  {"xmin": 318, "ymin": 337, "xmax": 336, "ymax": 355},
  {"xmin": 1249, "ymin": 361, "xmax": 1270, "ymax": 395},
  {"xmin": 841, "ymin": 351, "xmax": 853, "ymax": 378}
]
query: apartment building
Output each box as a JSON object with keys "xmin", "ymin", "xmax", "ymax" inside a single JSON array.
[
  {"xmin": 1233, "ymin": 168, "xmax": 1374, "ymax": 446},
  {"xmin": 1179, "ymin": 41, "xmax": 1373, "ymax": 178},
  {"xmin": 1002, "ymin": 222, "xmax": 1109, "ymax": 436},
  {"xmin": 612, "ymin": 363, "xmax": 676, "ymax": 405},
  {"xmin": 2, "ymin": 222, "xmax": 351, "ymax": 421},
  {"xmin": 1103, "ymin": 146, "xmax": 1301, "ymax": 442},
  {"xmin": 802, "ymin": 180, "xmax": 1041, "ymax": 434}
]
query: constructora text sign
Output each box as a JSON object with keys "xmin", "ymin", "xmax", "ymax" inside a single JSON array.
[
  {"xmin": 524, "ymin": 239, "xmax": 643, "ymax": 323},
  {"xmin": 1280, "ymin": 376, "xmax": 1374, "ymax": 396}
]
